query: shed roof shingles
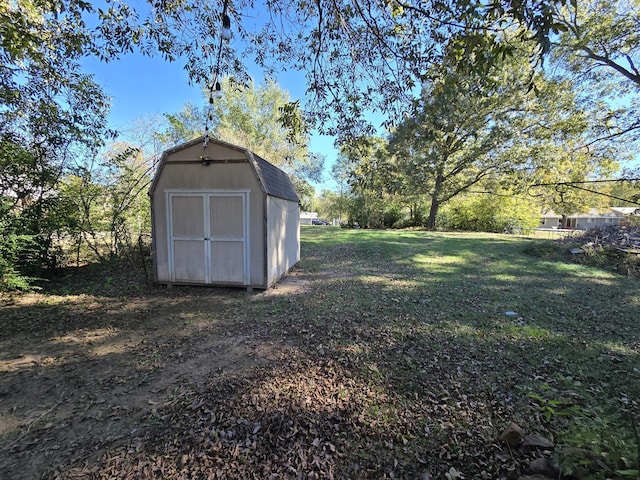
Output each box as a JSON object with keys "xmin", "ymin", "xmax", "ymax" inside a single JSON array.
[{"xmin": 251, "ymin": 153, "xmax": 300, "ymax": 203}]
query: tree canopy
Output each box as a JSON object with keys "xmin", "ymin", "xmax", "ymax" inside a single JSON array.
[
  {"xmin": 327, "ymin": 38, "xmax": 626, "ymax": 229},
  {"xmin": 1, "ymin": 0, "xmax": 595, "ymax": 141},
  {"xmin": 4, "ymin": 0, "xmax": 640, "ymax": 150},
  {"xmin": 547, "ymin": 0, "xmax": 640, "ymax": 157},
  {"xmin": 158, "ymin": 79, "xmax": 324, "ymax": 183}
]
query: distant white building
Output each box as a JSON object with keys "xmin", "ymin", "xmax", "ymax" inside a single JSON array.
[
  {"xmin": 611, "ymin": 207, "xmax": 640, "ymax": 216},
  {"xmin": 540, "ymin": 207, "xmax": 639, "ymax": 230},
  {"xmin": 299, "ymin": 211, "xmax": 319, "ymax": 225}
]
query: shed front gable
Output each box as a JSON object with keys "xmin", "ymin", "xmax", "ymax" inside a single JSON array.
[{"xmin": 150, "ymin": 137, "xmax": 300, "ymax": 289}]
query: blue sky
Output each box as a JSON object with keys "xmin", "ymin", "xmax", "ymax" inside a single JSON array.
[
  {"xmin": 83, "ymin": 54, "xmax": 201, "ymax": 131},
  {"xmin": 82, "ymin": 49, "xmax": 340, "ymax": 191}
]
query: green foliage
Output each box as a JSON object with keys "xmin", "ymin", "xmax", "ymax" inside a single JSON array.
[
  {"xmin": 3, "ymin": 0, "xmax": 636, "ymax": 155},
  {"xmin": 0, "ymin": 193, "xmax": 66, "ymax": 291},
  {"xmin": 552, "ymin": 1, "xmax": 640, "ymax": 90},
  {"xmin": 157, "ymin": 79, "xmax": 324, "ymax": 185},
  {"xmin": 60, "ymin": 144, "xmax": 152, "ymax": 263},
  {"xmin": 561, "ymin": 408, "xmax": 640, "ymax": 478},
  {"xmin": 336, "ymin": 137, "xmax": 399, "ymax": 228},
  {"xmin": 291, "ymin": 178, "xmax": 315, "ymax": 212},
  {"xmin": 315, "ymin": 190, "xmax": 347, "ymax": 222},
  {"xmin": 549, "ymin": 0, "xmax": 640, "ymax": 162},
  {"xmin": 383, "ymin": 203, "xmax": 404, "ymax": 228},
  {"xmin": 247, "ymin": 0, "xmax": 574, "ymax": 140},
  {"xmin": 1, "ymin": 0, "xmax": 116, "ymax": 290},
  {"xmin": 527, "ymin": 382, "xmax": 583, "ymax": 423},
  {"xmin": 1, "ymin": 138, "xmax": 84, "ymax": 289},
  {"xmin": 387, "ymin": 45, "xmax": 568, "ymax": 229},
  {"xmin": 438, "ymin": 192, "xmax": 541, "ymax": 232},
  {"xmin": 517, "ymin": 372, "xmax": 640, "ymax": 479},
  {"xmin": 0, "ymin": 269, "xmax": 40, "ymax": 292},
  {"xmin": 278, "ymin": 100, "xmax": 308, "ymax": 145},
  {"xmin": 0, "ymin": 137, "xmax": 152, "ymax": 292},
  {"xmin": 159, "ymin": 104, "xmax": 207, "ymax": 146},
  {"xmin": 0, "ymin": 198, "xmax": 37, "ymax": 291},
  {"xmin": 3, "ymin": 0, "xmax": 589, "ymax": 146},
  {"xmin": 609, "ymin": 170, "xmax": 640, "ymax": 207}
]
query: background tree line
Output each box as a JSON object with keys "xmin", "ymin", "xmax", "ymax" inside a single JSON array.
[
  {"xmin": 309, "ymin": 1, "xmax": 640, "ymax": 230},
  {"xmin": 2, "ymin": 0, "xmax": 640, "ymax": 290}
]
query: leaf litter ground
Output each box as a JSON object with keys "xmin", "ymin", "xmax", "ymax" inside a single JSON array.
[{"xmin": 0, "ymin": 228, "xmax": 638, "ymax": 479}]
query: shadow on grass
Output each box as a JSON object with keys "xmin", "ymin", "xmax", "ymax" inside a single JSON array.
[{"xmin": 1, "ymin": 228, "xmax": 638, "ymax": 479}]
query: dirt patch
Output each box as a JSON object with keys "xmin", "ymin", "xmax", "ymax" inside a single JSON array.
[
  {"xmin": 0, "ymin": 284, "xmax": 287, "ymax": 479},
  {"xmin": 260, "ymin": 270, "xmax": 310, "ymax": 297}
]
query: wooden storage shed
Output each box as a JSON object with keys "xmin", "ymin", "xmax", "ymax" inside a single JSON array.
[{"xmin": 149, "ymin": 137, "xmax": 300, "ymax": 289}]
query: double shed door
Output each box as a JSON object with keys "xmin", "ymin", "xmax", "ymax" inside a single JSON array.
[{"xmin": 168, "ymin": 191, "xmax": 249, "ymax": 285}]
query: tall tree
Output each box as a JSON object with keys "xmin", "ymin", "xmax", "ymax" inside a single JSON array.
[
  {"xmin": 0, "ymin": 60, "xmax": 112, "ymax": 285},
  {"xmin": 387, "ymin": 46, "xmax": 608, "ymax": 229},
  {"xmin": 338, "ymin": 137, "xmax": 398, "ymax": 227},
  {"xmin": 551, "ymin": 0, "xmax": 640, "ymax": 149},
  {"xmin": 387, "ymin": 61, "xmax": 519, "ymax": 228},
  {"xmin": 1, "ymin": 0, "xmax": 120, "ymax": 288},
  {"xmin": 158, "ymin": 79, "xmax": 324, "ymax": 183}
]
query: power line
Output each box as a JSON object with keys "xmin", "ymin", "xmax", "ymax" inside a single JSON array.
[{"xmin": 528, "ymin": 178, "xmax": 640, "ymax": 206}]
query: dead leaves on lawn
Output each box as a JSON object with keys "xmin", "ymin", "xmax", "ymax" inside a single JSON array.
[
  {"xmin": 47, "ymin": 349, "xmax": 545, "ymax": 479},
  {"xmin": 4, "ymin": 230, "xmax": 639, "ymax": 479}
]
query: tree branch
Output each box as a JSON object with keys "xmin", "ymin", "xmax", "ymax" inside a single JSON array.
[
  {"xmin": 576, "ymin": 122, "xmax": 640, "ymax": 151},
  {"xmin": 579, "ymin": 45, "xmax": 640, "ymax": 86}
]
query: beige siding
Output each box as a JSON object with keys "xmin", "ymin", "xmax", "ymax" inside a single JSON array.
[
  {"xmin": 152, "ymin": 141, "xmax": 266, "ymax": 286},
  {"xmin": 266, "ymin": 196, "xmax": 300, "ymax": 286},
  {"xmin": 173, "ymin": 240, "xmax": 206, "ymax": 282}
]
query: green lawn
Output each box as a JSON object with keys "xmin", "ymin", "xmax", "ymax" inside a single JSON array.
[
  {"xmin": 293, "ymin": 227, "xmax": 639, "ymax": 477},
  {"xmin": 1, "ymin": 227, "xmax": 638, "ymax": 479}
]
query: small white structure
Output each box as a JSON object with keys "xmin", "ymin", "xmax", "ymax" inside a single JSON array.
[
  {"xmin": 149, "ymin": 137, "xmax": 300, "ymax": 289},
  {"xmin": 300, "ymin": 211, "xmax": 319, "ymax": 225},
  {"xmin": 541, "ymin": 207, "xmax": 638, "ymax": 230},
  {"xmin": 540, "ymin": 210, "xmax": 562, "ymax": 229}
]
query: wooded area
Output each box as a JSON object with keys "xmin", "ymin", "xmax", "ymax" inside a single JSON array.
[{"xmin": 1, "ymin": 0, "xmax": 639, "ymax": 286}]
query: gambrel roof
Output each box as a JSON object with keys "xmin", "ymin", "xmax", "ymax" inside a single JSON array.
[
  {"xmin": 150, "ymin": 136, "xmax": 299, "ymax": 203},
  {"xmin": 250, "ymin": 152, "xmax": 299, "ymax": 203}
]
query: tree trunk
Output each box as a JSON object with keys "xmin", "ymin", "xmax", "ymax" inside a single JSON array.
[
  {"xmin": 427, "ymin": 196, "xmax": 439, "ymax": 229},
  {"xmin": 426, "ymin": 174, "xmax": 443, "ymax": 229}
]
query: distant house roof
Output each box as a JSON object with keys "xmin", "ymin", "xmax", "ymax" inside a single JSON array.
[
  {"xmin": 611, "ymin": 207, "xmax": 640, "ymax": 216},
  {"xmin": 541, "ymin": 210, "xmax": 562, "ymax": 219},
  {"xmin": 577, "ymin": 208, "xmax": 626, "ymax": 218},
  {"xmin": 541, "ymin": 207, "xmax": 637, "ymax": 219}
]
